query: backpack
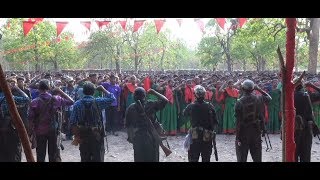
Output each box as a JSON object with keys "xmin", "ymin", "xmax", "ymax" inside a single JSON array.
[
  {"xmin": 0, "ymin": 98, "xmax": 12, "ymax": 130},
  {"xmin": 79, "ymin": 99, "xmax": 102, "ymax": 128},
  {"xmin": 35, "ymin": 96, "xmax": 62, "ymax": 133}
]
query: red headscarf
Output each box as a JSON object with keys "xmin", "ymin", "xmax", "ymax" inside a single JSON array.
[
  {"xmin": 184, "ymin": 85, "xmax": 194, "ymax": 103},
  {"xmin": 165, "ymin": 85, "xmax": 174, "ymax": 104}
]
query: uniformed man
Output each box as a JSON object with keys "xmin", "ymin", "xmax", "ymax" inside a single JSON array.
[
  {"xmin": 183, "ymin": 85, "xmax": 218, "ymax": 162},
  {"xmin": 235, "ymin": 79, "xmax": 272, "ymax": 162},
  {"xmin": 125, "ymin": 87, "xmax": 169, "ymax": 162},
  {"xmin": 294, "ymin": 80, "xmax": 320, "ymax": 162}
]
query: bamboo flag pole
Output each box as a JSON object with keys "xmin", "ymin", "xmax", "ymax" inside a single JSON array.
[{"xmin": 0, "ymin": 63, "xmax": 35, "ymax": 162}]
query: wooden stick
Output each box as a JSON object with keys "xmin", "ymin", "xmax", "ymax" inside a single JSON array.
[{"xmin": 0, "ymin": 64, "xmax": 35, "ymax": 162}]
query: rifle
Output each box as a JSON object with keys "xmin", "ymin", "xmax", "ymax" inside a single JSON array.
[
  {"xmin": 56, "ymin": 110, "xmax": 64, "ymax": 150},
  {"xmin": 212, "ymin": 131, "xmax": 218, "ymax": 161},
  {"xmin": 136, "ymin": 100, "xmax": 172, "ymax": 157},
  {"xmin": 101, "ymin": 109, "xmax": 109, "ymax": 153}
]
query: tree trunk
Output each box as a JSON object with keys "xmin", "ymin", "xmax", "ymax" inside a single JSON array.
[
  {"xmin": 307, "ymin": 18, "xmax": 320, "ymax": 74},
  {"xmin": 134, "ymin": 55, "xmax": 138, "ymax": 73},
  {"xmin": 242, "ymin": 60, "xmax": 246, "ymax": 72},
  {"xmin": 115, "ymin": 46, "xmax": 121, "ymax": 74},
  {"xmin": 53, "ymin": 61, "xmax": 58, "ymax": 71},
  {"xmin": 261, "ymin": 57, "xmax": 266, "ymax": 71},
  {"xmin": 295, "ymin": 36, "xmax": 299, "ymax": 72}
]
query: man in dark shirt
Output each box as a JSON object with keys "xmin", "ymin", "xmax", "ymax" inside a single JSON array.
[
  {"xmin": 125, "ymin": 87, "xmax": 168, "ymax": 162},
  {"xmin": 0, "ymin": 82, "xmax": 30, "ymax": 162}
]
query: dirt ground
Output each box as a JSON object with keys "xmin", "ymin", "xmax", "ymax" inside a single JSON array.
[{"xmin": 21, "ymin": 131, "xmax": 320, "ymax": 162}]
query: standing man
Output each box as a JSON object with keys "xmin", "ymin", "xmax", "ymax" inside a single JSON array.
[
  {"xmin": 183, "ymin": 85, "xmax": 218, "ymax": 162},
  {"xmin": 235, "ymin": 79, "xmax": 272, "ymax": 162},
  {"xmin": 28, "ymin": 79, "xmax": 74, "ymax": 162},
  {"xmin": 125, "ymin": 87, "xmax": 168, "ymax": 162},
  {"xmin": 61, "ymin": 77, "xmax": 76, "ymax": 140},
  {"xmin": 101, "ymin": 74, "xmax": 121, "ymax": 136},
  {"xmin": 70, "ymin": 82, "xmax": 115, "ymax": 162},
  {"xmin": 0, "ymin": 82, "xmax": 30, "ymax": 162},
  {"xmin": 293, "ymin": 80, "xmax": 320, "ymax": 162}
]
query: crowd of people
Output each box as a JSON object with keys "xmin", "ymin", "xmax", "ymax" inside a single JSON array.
[{"xmin": 1, "ymin": 70, "xmax": 320, "ymax": 162}]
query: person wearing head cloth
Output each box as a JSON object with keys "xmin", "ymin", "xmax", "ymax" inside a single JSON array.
[
  {"xmin": 219, "ymin": 79, "xmax": 240, "ymax": 134},
  {"xmin": 266, "ymin": 79, "xmax": 281, "ymax": 134}
]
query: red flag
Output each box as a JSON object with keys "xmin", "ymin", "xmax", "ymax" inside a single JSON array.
[
  {"xmin": 28, "ymin": 18, "xmax": 44, "ymax": 25},
  {"xmin": 216, "ymin": 18, "xmax": 226, "ymax": 30},
  {"xmin": 176, "ymin": 19, "xmax": 183, "ymax": 27},
  {"xmin": 154, "ymin": 19, "xmax": 165, "ymax": 34},
  {"xmin": 96, "ymin": 20, "xmax": 111, "ymax": 29},
  {"xmin": 133, "ymin": 20, "xmax": 145, "ymax": 32},
  {"xmin": 238, "ymin": 18, "xmax": 247, "ymax": 28},
  {"xmin": 81, "ymin": 21, "xmax": 91, "ymax": 31},
  {"xmin": 56, "ymin": 22, "xmax": 69, "ymax": 37},
  {"xmin": 118, "ymin": 20, "xmax": 127, "ymax": 31},
  {"xmin": 144, "ymin": 76, "xmax": 151, "ymax": 91},
  {"xmin": 195, "ymin": 19, "xmax": 205, "ymax": 33},
  {"xmin": 22, "ymin": 21, "xmax": 36, "ymax": 36},
  {"xmin": 6, "ymin": 21, "xmax": 10, "ymax": 29}
]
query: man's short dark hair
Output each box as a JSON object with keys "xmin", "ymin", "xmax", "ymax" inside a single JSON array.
[
  {"xmin": 38, "ymin": 79, "xmax": 50, "ymax": 91},
  {"xmin": 89, "ymin": 73, "xmax": 97, "ymax": 78},
  {"xmin": 83, "ymin": 82, "xmax": 95, "ymax": 96},
  {"xmin": 17, "ymin": 76, "xmax": 25, "ymax": 81}
]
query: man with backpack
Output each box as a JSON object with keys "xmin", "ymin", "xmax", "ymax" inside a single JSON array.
[
  {"xmin": 28, "ymin": 79, "xmax": 74, "ymax": 162},
  {"xmin": 0, "ymin": 81, "xmax": 30, "ymax": 162},
  {"xmin": 70, "ymin": 82, "xmax": 115, "ymax": 162}
]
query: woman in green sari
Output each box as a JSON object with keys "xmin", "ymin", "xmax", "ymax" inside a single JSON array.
[
  {"xmin": 220, "ymin": 80, "xmax": 240, "ymax": 134},
  {"xmin": 267, "ymin": 82, "xmax": 281, "ymax": 134},
  {"xmin": 158, "ymin": 80, "xmax": 178, "ymax": 135}
]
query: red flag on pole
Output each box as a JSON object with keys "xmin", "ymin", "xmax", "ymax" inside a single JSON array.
[
  {"xmin": 56, "ymin": 22, "xmax": 69, "ymax": 37},
  {"xmin": 81, "ymin": 21, "xmax": 91, "ymax": 31},
  {"xmin": 176, "ymin": 19, "xmax": 183, "ymax": 27},
  {"xmin": 215, "ymin": 18, "xmax": 226, "ymax": 30},
  {"xmin": 119, "ymin": 20, "xmax": 127, "ymax": 31},
  {"xmin": 154, "ymin": 19, "xmax": 165, "ymax": 34},
  {"xmin": 133, "ymin": 20, "xmax": 145, "ymax": 32},
  {"xmin": 22, "ymin": 21, "xmax": 36, "ymax": 36},
  {"xmin": 96, "ymin": 20, "xmax": 111, "ymax": 29},
  {"xmin": 238, "ymin": 18, "xmax": 247, "ymax": 28},
  {"xmin": 195, "ymin": 19, "xmax": 205, "ymax": 33}
]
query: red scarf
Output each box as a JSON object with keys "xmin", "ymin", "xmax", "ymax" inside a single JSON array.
[
  {"xmin": 184, "ymin": 85, "xmax": 194, "ymax": 103},
  {"xmin": 165, "ymin": 85, "xmax": 174, "ymax": 104},
  {"xmin": 143, "ymin": 76, "xmax": 151, "ymax": 91},
  {"xmin": 126, "ymin": 83, "xmax": 137, "ymax": 93},
  {"xmin": 215, "ymin": 88, "xmax": 225, "ymax": 102},
  {"xmin": 205, "ymin": 91, "xmax": 213, "ymax": 101},
  {"xmin": 225, "ymin": 87, "xmax": 239, "ymax": 98}
]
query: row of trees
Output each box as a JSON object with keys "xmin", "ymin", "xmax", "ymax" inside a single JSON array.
[
  {"xmin": 197, "ymin": 18, "xmax": 320, "ymax": 73},
  {"xmin": 1, "ymin": 18, "xmax": 319, "ymax": 73},
  {"xmin": 0, "ymin": 18, "xmax": 197, "ymax": 73}
]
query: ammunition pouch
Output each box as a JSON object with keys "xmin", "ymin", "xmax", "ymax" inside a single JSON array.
[
  {"xmin": 78, "ymin": 125, "xmax": 103, "ymax": 142},
  {"xmin": 190, "ymin": 127, "xmax": 213, "ymax": 142},
  {"xmin": 127, "ymin": 126, "xmax": 138, "ymax": 143}
]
